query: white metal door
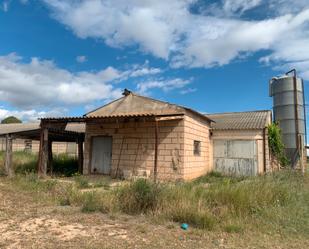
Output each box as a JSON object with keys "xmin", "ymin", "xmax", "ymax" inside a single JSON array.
[
  {"xmin": 213, "ymin": 140, "xmax": 258, "ymax": 176},
  {"xmin": 91, "ymin": 136, "xmax": 112, "ymax": 174}
]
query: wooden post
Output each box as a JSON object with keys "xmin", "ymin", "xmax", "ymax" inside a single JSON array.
[
  {"xmin": 38, "ymin": 128, "xmax": 49, "ymax": 177},
  {"xmin": 4, "ymin": 134, "xmax": 13, "ymax": 177},
  {"xmin": 78, "ymin": 138, "xmax": 84, "ymax": 174},
  {"xmin": 263, "ymin": 127, "xmax": 267, "ymax": 173},
  {"xmin": 154, "ymin": 120, "xmax": 159, "ymax": 183},
  {"xmin": 48, "ymin": 140, "xmax": 53, "ymax": 175}
]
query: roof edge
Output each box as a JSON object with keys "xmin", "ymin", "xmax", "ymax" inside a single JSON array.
[{"xmin": 206, "ymin": 110, "xmax": 271, "ymax": 116}]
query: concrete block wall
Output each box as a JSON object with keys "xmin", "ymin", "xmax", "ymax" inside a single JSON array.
[
  {"xmin": 183, "ymin": 113, "xmax": 211, "ymax": 180},
  {"xmin": 84, "ymin": 118, "xmax": 185, "ymax": 180},
  {"xmin": 0, "ymin": 138, "xmax": 77, "ymax": 155}
]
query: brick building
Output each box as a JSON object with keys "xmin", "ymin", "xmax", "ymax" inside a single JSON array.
[
  {"xmin": 81, "ymin": 90, "xmax": 213, "ymax": 180},
  {"xmin": 39, "ymin": 90, "xmax": 272, "ymax": 180},
  {"xmin": 2, "ymin": 90, "xmax": 272, "ymax": 180}
]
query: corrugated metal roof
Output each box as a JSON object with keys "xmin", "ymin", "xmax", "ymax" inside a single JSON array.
[
  {"xmin": 42, "ymin": 91, "xmax": 212, "ymax": 123},
  {"xmin": 84, "ymin": 91, "xmax": 212, "ymax": 122},
  {"xmin": 65, "ymin": 123, "xmax": 85, "ymax": 133},
  {"xmin": 0, "ymin": 123, "xmax": 40, "ymax": 135},
  {"xmin": 0, "ymin": 122, "xmax": 85, "ymax": 135},
  {"xmin": 86, "ymin": 93, "xmax": 185, "ymax": 117},
  {"xmin": 206, "ymin": 110, "xmax": 271, "ymax": 130}
]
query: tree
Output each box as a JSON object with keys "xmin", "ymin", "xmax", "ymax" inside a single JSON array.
[{"xmin": 1, "ymin": 116, "xmax": 22, "ymax": 124}]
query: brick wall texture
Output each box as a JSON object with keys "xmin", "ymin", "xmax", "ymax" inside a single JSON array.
[{"xmin": 83, "ymin": 112, "xmax": 212, "ymax": 180}]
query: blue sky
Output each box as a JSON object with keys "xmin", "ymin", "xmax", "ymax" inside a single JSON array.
[{"xmin": 0, "ymin": 0, "xmax": 308, "ymax": 122}]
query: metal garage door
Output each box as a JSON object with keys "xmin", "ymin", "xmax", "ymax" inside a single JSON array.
[
  {"xmin": 91, "ymin": 136, "xmax": 112, "ymax": 174},
  {"xmin": 213, "ymin": 140, "xmax": 258, "ymax": 176}
]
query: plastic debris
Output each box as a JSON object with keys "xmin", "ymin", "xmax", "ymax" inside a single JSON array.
[{"xmin": 181, "ymin": 223, "xmax": 189, "ymax": 230}]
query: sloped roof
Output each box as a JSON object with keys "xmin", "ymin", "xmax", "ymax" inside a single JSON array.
[
  {"xmin": 0, "ymin": 123, "xmax": 40, "ymax": 135},
  {"xmin": 65, "ymin": 123, "xmax": 85, "ymax": 133},
  {"xmin": 85, "ymin": 91, "xmax": 212, "ymax": 122},
  {"xmin": 0, "ymin": 122, "xmax": 85, "ymax": 135},
  {"xmin": 206, "ymin": 110, "xmax": 271, "ymax": 130}
]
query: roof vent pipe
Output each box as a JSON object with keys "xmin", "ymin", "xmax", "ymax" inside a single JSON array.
[{"xmin": 122, "ymin": 88, "xmax": 132, "ymax": 96}]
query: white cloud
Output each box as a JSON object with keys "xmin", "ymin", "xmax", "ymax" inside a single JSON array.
[
  {"xmin": 0, "ymin": 53, "xmax": 164, "ymax": 110},
  {"xmin": 268, "ymin": 0, "xmax": 309, "ymax": 15},
  {"xmin": 76, "ymin": 55, "xmax": 87, "ymax": 63},
  {"xmin": 180, "ymin": 88, "xmax": 196, "ymax": 95},
  {"xmin": 42, "ymin": 0, "xmax": 309, "ymax": 78},
  {"xmin": 171, "ymin": 14, "xmax": 297, "ymax": 68},
  {"xmin": 0, "ymin": 107, "xmax": 65, "ymax": 123},
  {"xmin": 222, "ymin": 0, "xmax": 262, "ymax": 15},
  {"xmin": 136, "ymin": 78, "xmax": 191, "ymax": 95},
  {"xmin": 1, "ymin": 0, "xmax": 10, "ymax": 12}
]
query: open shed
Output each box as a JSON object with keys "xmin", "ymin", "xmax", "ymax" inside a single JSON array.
[{"xmin": 0, "ymin": 122, "xmax": 85, "ymax": 177}]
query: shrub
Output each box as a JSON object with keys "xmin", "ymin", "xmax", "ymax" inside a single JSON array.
[
  {"xmin": 81, "ymin": 192, "xmax": 102, "ymax": 213},
  {"xmin": 52, "ymin": 153, "xmax": 78, "ymax": 176},
  {"xmin": 268, "ymin": 123, "xmax": 289, "ymax": 166},
  {"xmin": 56, "ymin": 185, "xmax": 77, "ymax": 206},
  {"xmin": 74, "ymin": 175, "xmax": 90, "ymax": 188},
  {"xmin": 117, "ymin": 179, "xmax": 162, "ymax": 214},
  {"xmin": 224, "ymin": 224, "xmax": 244, "ymax": 233}
]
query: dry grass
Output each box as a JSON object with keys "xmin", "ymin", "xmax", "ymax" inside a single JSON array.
[
  {"xmin": 0, "ymin": 159, "xmax": 308, "ymax": 248},
  {"xmin": 1, "ymin": 174, "xmax": 308, "ymax": 249}
]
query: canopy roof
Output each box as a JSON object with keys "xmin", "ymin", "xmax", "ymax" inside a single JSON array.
[{"xmin": 0, "ymin": 123, "xmax": 85, "ymax": 142}]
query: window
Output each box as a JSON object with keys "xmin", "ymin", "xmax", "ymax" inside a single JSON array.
[{"xmin": 194, "ymin": 140, "xmax": 201, "ymax": 156}]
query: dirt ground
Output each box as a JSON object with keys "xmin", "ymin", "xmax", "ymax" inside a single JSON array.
[{"xmin": 0, "ymin": 180, "xmax": 308, "ymax": 249}]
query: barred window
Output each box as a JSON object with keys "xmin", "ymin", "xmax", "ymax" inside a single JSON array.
[{"xmin": 194, "ymin": 140, "xmax": 201, "ymax": 156}]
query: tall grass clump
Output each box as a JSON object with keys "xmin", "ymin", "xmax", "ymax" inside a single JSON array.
[
  {"xmin": 117, "ymin": 179, "xmax": 162, "ymax": 214},
  {"xmin": 0, "ymin": 151, "xmax": 78, "ymax": 176},
  {"xmin": 204, "ymin": 175, "xmax": 294, "ymax": 216},
  {"xmin": 160, "ymin": 182, "xmax": 217, "ymax": 230},
  {"xmin": 12, "ymin": 172, "xmax": 58, "ymax": 192},
  {"xmin": 0, "ymin": 151, "xmax": 37, "ymax": 174},
  {"xmin": 80, "ymin": 191, "xmax": 102, "ymax": 213},
  {"xmin": 74, "ymin": 174, "xmax": 90, "ymax": 188},
  {"xmin": 52, "ymin": 153, "xmax": 78, "ymax": 176},
  {"xmin": 14, "ymin": 151, "xmax": 38, "ymax": 174}
]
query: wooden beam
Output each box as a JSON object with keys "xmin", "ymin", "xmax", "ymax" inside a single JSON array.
[
  {"xmin": 4, "ymin": 134, "xmax": 13, "ymax": 177},
  {"xmin": 38, "ymin": 128, "xmax": 49, "ymax": 177},
  {"xmin": 78, "ymin": 138, "xmax": 84, "ymax": 174},
  {"xmin": 154, "ymin": 120, "xmax": 159, "ymax": 183},
  {"xmin": 155, "ymin": 116, "xmax": 184, "ymax": 122}
]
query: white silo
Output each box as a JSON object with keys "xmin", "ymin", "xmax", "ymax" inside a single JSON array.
[{"xmin": 269, "ymin": 69, "xmax": 306, "ymax": 167}]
